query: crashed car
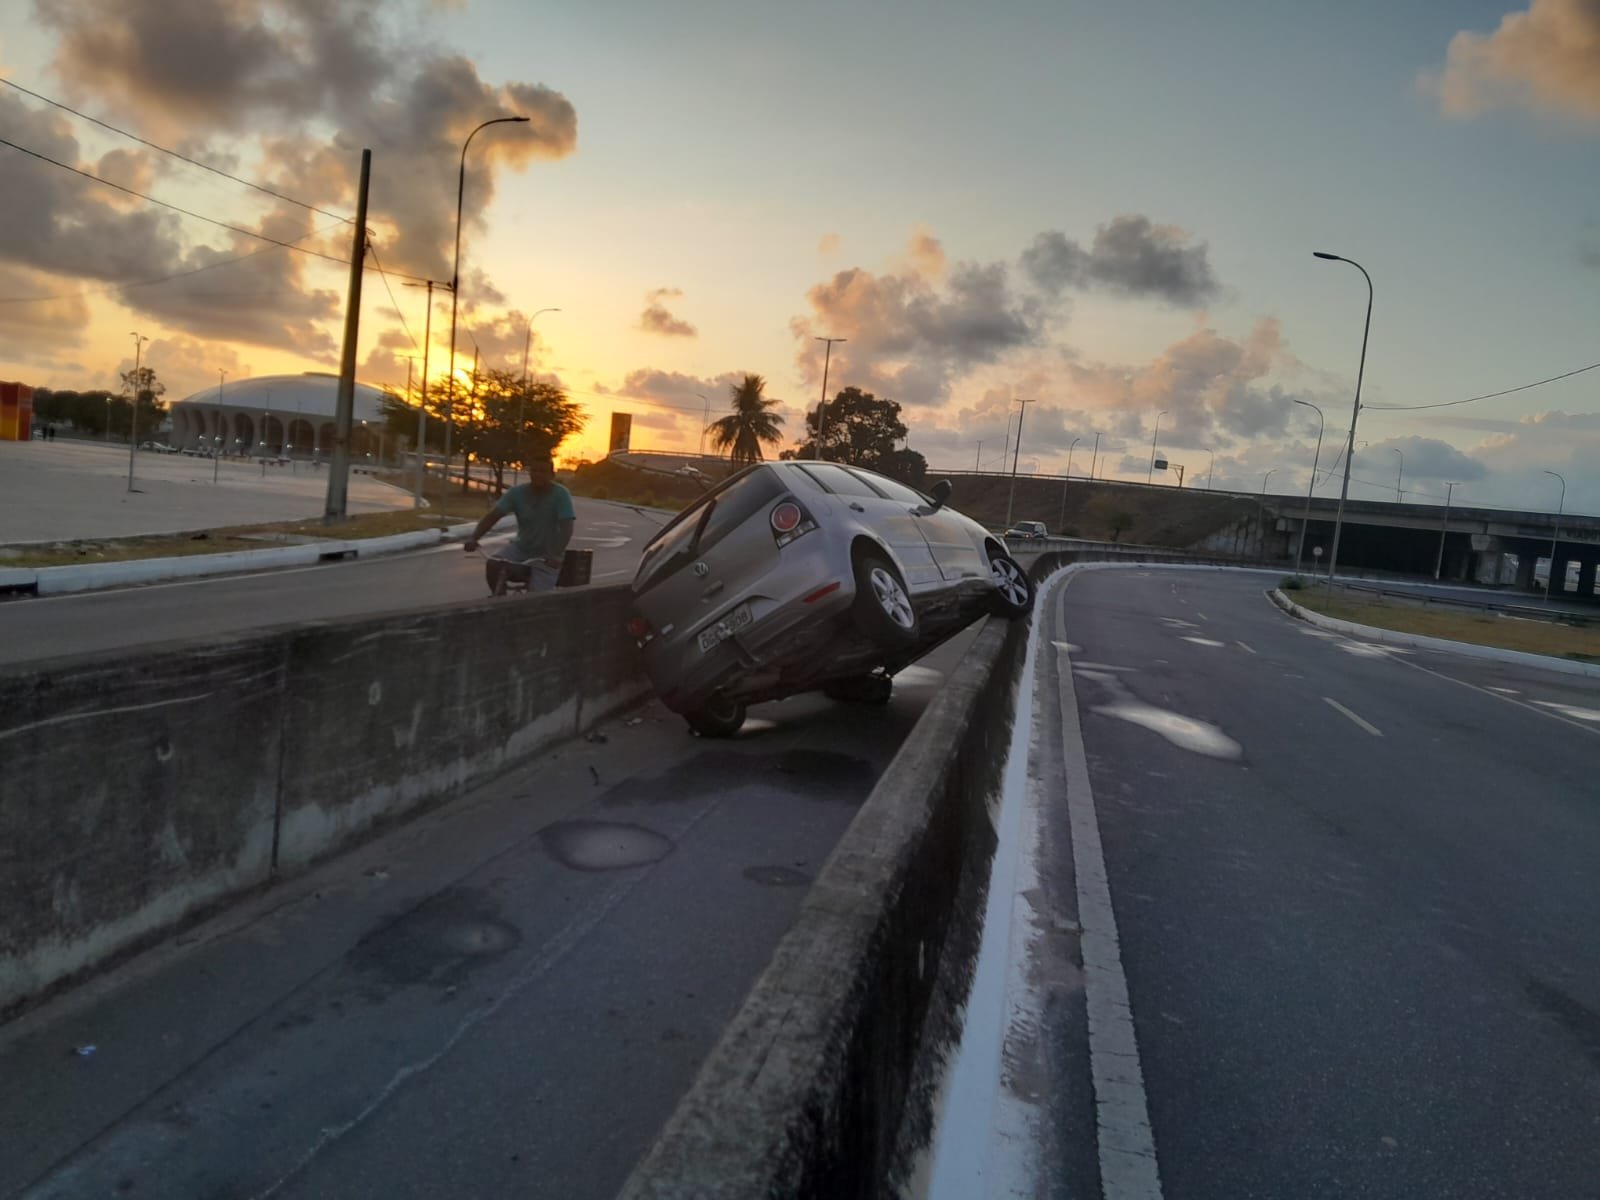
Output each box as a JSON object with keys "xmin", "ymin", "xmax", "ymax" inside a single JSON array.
[{"xmin": 626, "ymin": 460, "xmax": 1034, "ymax": 736}]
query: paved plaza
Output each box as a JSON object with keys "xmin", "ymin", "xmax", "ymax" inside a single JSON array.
[{"xmin": 0, "ymin": 439, "xmax": 413, "ymax": 543}]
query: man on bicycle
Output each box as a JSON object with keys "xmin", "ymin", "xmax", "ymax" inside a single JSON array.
[{"xmin": 463, "ymin": 456, "xmax": 576, "ymax": 593}]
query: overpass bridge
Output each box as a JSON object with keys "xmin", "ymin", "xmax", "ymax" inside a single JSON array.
[{"xmin": 1273, "ymin": 495, "xmax": 1600, "ymax": 602}]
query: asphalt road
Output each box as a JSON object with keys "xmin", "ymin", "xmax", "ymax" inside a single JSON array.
[
  {"xmin": 1019, "ymin": 566, "xmax": 1600, "ymax": 1199},
  {"xmin": 0, "ymin": 626, "xmax": 982, "ymax": 1200},
  {"xmin": 0, "ymin": 498, "xmax": 668, "ymax": 666}
]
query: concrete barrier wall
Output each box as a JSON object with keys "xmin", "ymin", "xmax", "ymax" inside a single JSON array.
[
  {"xmin": 0, "ymin": 586, "xmax": 647, "ymax": 1017},
  {"xmin": 618, "ymin": 547, "xmax": 1230, "ymax": 1200}
]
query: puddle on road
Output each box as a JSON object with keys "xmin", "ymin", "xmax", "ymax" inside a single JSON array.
[
  {"xmin": 539, "ymin": 819, "xmax": 674, "ymax": 871},
  {"xmin": 348, "ymin": 887, "xmax": 522, "ymax": 993},
  {"xmin": 1340, "ymin": 642, "xmax": 1395, "ymax": 659},
  {"xmin": 1161, "ymin": 618, "xmax": 1199, "ymax": 630},
  {"xmin": 1074, "ymin": 669, "xmax": 1124, "ymax": 685},
  {"xmin": 1181, "ymin": 636, "xmax": 1226, "ymax": 648},
  {"xmin": 743, "ymin": 865, "xmax": 812, "ymax": 887},
  {"xmin": 1092, "ymin": 703, "xmax": 1243, "ymax": 759}
]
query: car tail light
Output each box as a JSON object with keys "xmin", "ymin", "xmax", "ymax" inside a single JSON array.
[{"xmin": 770, "ymin": 499, "xmax": 816, "ymax": 548}]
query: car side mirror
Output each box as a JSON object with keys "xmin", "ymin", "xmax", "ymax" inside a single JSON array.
[{"xmin": 929, "ymin": 479, "xmax": 953, "ymax": 510}]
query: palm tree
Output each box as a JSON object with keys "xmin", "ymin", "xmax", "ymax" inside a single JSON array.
[{"xmin": 708, "ymin": 373, "xmax": 785, "ymax": 466}]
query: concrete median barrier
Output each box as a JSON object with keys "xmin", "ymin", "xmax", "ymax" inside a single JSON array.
[
  {"xmin": 0, "ymin": 587, "xmax": 647, "ymax": 1018},
  {"xmin": 618, "ymin": 546, "xmax": 1231, "ymax": 1200}
]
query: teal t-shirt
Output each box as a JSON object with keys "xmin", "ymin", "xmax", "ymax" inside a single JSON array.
[{"xmin": 494, "ymin": 482, "xmax": 576, "ymax": 559}]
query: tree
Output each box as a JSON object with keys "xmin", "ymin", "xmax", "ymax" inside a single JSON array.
[
  {"xmin": 879, "ymin": 447, "xmax": 928, "ymax": 489},
  {"xmin": 31, "ymin": 388, "xmax": 120, "ymax": 436},
  {"xmin": 708, "ymin": 373, "xmax": 785, "ymax": 466},
  {"xmin": 790, "ymin": 387, "xmax": 909, "ymax": 470},
  {"xmin": 116, "ymin": 366, "xmax": 167, "ymax": 440},
  {"xmin": 457, "ymin": 368, "xmax": 586, "ymax": 494}
]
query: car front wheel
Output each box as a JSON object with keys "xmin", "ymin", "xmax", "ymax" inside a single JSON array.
[
  {"xmin": 685, "ymin": 693, "xmax": 747, "ymax": 738},
  {"xmin": 987, "ymin": 551, "xmax": 1034, "ymax": 618},
  {"xmin": 852, "ymin": 551, "xmax": 919, "ymax": 647}
]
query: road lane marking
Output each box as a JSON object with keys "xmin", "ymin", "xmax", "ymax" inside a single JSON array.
[
  {"xmin": 1390, "ymin": 656, "xmax": 1600, "ymax": 739},
  {"xmin": 1180, "ymin": 636, "xmax": 1225, "ymax": 648},
  {"xmin": 1236, "ymin": 641, "xmax": 1257, "ymax": 654},
  {"xmin": 1054, "ymin": 576, "xmax": 1165, "ymax": 1199},
  {"xmin": 1196, "ymin": 612, "xmax": 1209, "ymax": 621},
  {"xmin": 1532, "ymin": 700, "xmax": 1600, "ymax": 723},
  {"xmin": 1324, "ymin": 697, "xmax": 1383, "ymax": 737}
]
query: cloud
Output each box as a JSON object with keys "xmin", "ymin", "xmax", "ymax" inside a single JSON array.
[
  {"xmin": 637, "ymin": 288, "xmax": 697, "ymax": 338},
  {"xmin": 790, "ymin": 232, "xmax": 1055, "ymax": 409},
  {"xmin": 1366, "ymin": 436, "xmax": 1490, "ymax": 484},
  {"xmin": 1424, "ymin": 0, "xmax": 1600, "ymax": 123},
  {"xmin": 1022, "ymin": 215, "xmax": 1220, "ymax": 306},
  {"xmin": 17, "ymin": 0, "xmax": 577, "ymax": 353}
]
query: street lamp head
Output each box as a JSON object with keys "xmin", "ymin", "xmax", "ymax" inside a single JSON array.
[{"xmin": 1313, "ymin": 251, "xmax": 1341, "ymax": 261}]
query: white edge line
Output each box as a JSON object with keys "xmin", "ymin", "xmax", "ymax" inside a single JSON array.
[
  {"xmin": 1055, "ymin": 572, "xmax": 1165, "ymax": 1200},
  {"xmin": 1323, "ymin": 696, "xmax": 1383, "ymax": 737}
]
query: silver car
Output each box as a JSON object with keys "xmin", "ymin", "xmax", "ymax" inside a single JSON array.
[{"xmin": 627, "ymin": 460, "xmax": 1034, "ymax": 736}]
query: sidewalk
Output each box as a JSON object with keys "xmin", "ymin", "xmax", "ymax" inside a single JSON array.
[{"xmin": 0, "ymin": 439, "xmax": 412, "ymax": 544}]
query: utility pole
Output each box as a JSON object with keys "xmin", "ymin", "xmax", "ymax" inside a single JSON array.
[
  {"xmin": 1004, "ymin": 398, "xmax": 1035, "ymax": 529},
  {"xmin": 1089, "ymin": 431, "xmax": 1101, "ymax": 481},
  {"xmin": 404, "ymin": 278, "xmax": 445, "ymax": 511},
  {"xmin": 1147, "ymin": 409, "xmax": 1167, "ymax": 485},
  {"xmin": 974, "ymin": 440, "xmax": 983, "ymax": 472},
  {"xmin": 127, "ymin": 331, "xmax": 148, "ymax": 491},
  {"xmin": 324, "ymin": 147, "xmax": 371, "ymax": 524},
  {"xmin": 1433, "ymin": 482, "xmax": 1456, "ymax": 581},
  {"xmin": 1542, "ymin": 470, "xmax": 1565, "ymax": 605},
  {"xmin": 814, "ymin": 336, "xmax": 846, "ymax": 459}
]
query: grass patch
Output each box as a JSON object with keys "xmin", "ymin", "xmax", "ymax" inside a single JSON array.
[
  {"xmin": 0, "ymin": 506, "xmax": 481, "ymax": 569},
  {"xmin": 1290, "ymin": 586, "xmax": 1600, "ymax": 663}
]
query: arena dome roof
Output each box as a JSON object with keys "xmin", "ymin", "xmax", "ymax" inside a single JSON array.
[{"xmin": 173, "ymin": 372, "xmax": 387, "ymax": 420}]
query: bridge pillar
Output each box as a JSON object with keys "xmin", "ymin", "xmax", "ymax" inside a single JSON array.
[
  {"xmin": 1514, "ymin": 551, "xmax": 1537, "ymax": 591},
  {"xmin": 1579, "ymin": 557, "xmax": 1598, "ymax": 599}
]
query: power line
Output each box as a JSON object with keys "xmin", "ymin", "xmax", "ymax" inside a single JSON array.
[
  {"xmin": 0, "ymin": 133, "xmax": 355, "ymax": 270},
  {"xmin": 0, "ymin": 76, "xmax": 351, "ymax": 224},
  {"xmin": 0, "ymin": 219, "xmax": 346, "ymax": 306},
  {"xmin": 0, "ymin": 134, "xmax": 432, "ymax": 284},
  {"xmin": 368, "ymin": 241, "xmax": 419, "ymax": 356},
  {"xmin": 1365, "ymin": 359, "xmax": 1600, "ymax": 411}
]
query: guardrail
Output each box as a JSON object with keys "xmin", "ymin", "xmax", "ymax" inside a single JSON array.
[{"xmin": 1326, "ymin": 580, "xmax": 1600, "ymax": 627}]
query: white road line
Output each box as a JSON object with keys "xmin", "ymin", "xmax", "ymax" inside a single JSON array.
[
  {"xmin": 1054, "ymin": 577, "xmax": 1165, "ymax": 1200},
  {"xmin": 1323, "ymin": 697, "xmax": 1383, "ymax": 737},
  {"xmin": 1196, "ymin": 612, "xmax": 1209, "ymax": 621},
  {"xmin": 1236, "ymin": 641, "xmax": 1257, "ymax": 655}
]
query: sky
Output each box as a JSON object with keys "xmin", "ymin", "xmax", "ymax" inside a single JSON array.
[{"xmin": 0, "ymin": 0, "xmax": 1596, "ymax": 513}]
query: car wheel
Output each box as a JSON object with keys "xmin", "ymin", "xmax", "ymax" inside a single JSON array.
[
  {"xmin": 852, "ymin": 551, "xmax": 919, "ymax": 647},
  {"xmin": 685, "ymin": 693, "xmax": 747, "ymax": 737},
  {"xmin": 822, "ymin": 674, "xmax": 894, "ymax": 705},
  {"xmin": 987, "ymin": 551, "xmax": 1034, "ymax": 618}
]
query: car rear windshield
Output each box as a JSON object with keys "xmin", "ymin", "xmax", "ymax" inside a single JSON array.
[{"xmin": 635, "ymin": 466, "xmax": 786, "ymax": 590}]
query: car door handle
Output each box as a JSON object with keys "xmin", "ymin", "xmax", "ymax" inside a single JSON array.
[
  {"xmin": 701, "ymin": 580, "xmax": 725, "ymax": 599},
  {"xmin": 849, "ymin": 502, "xmax": 866, "ymax": 513}
]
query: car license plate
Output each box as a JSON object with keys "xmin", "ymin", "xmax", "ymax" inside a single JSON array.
[{"xmin": 698, "ymin": 602, "xmax": 752, "ymax": 653}]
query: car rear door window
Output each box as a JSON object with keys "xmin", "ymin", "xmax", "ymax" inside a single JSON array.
[
  {"xmin": 795, "ymin": 463, "xmax": 883, "ymax": 499},
  {"xmin": 847, "ymin": 469, "xmax": 929, "ymax": 506}
]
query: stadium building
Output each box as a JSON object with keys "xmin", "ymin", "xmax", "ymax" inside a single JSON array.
[{"xmin": 168, "ymin": 372, "xmax": 391, "ymax": 458}]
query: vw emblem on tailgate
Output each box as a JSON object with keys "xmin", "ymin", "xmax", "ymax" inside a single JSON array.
[{"xmin": 692, "ymin": 561, "xmax": 710, "ymax": 577}]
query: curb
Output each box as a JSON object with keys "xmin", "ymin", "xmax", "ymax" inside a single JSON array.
[
  {"xmin": 1268, "ymin": 588, "xmax": 1600, "ymax": 680},
  {"xmin": 0, "ymin": 522, "xmax": 479, "ymax": 597}
]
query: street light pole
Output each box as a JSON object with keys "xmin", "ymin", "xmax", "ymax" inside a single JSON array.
[
  {"xmin": 516, "ymin": 306, "xmax": 560, "ymax": 483},
  {"xmin": 1004, "ymin": 398, "xmax": 1035, "ymax": 529},
  {"xmin": 1433, "ymin": 481, "xmax": 1457, "ymax": 581},
  {"xmin": 1060, "ymin": 436, "xmax": 1080, "ymax": 532},
  {"xmin": 1313, "ymin": 251, "xmax": 1374, "ymax": 583},
  {"xmin": 697, "ymin": 393, "xmax": 710, "ymax": 459},
  {"xmin": 213, "ymin": 369, "xmax": 226, "ymax": 484},
  {"xmin": 445, "ymin": 115, "xmax": 529, "ymax": 494},
  {"xmin": 1542, "ymin": 470, "xmax": 1566, "ymax": 604},
  {"xmin": 404, "ymin": 278, "xmax": 448, "ymax": 510},
  {"xmin": 1090, "ymin": 431, "xmax": 1102, "ymax": 480},
  {"xmin": 973, "ymin": 440, "xmax": 983, "ymax": 471},
  {"xmin": 1147, "ymin": 409, "xmax": 1167, "ymax": 484},
  {"xmin": 1258, "ymin": 468, "xmax": 1277, "ymax": 561},
  {"xmin": 1392, "ymin": 447, "xmax": 1404, "ymax": 503},
  {"xmin": 814, "ymin": 336, "xmax": 846, "ymax": 459},
  {"xmin": 127, "ymin": 331, "xmax": 148, "ymax": 491},
  {"xmin": 1292, "ymin": 398, "xmax": 1324, "ymax": 575},
  {"xmin": 1204, "ymin": 447, "xmax": 1216, "ymax": 490}
]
